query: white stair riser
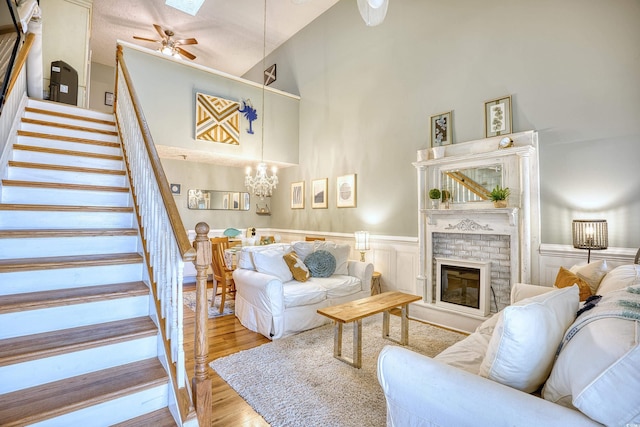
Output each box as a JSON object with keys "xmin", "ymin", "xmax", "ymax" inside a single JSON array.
[
  {"xmin": 0, "ymin": 235, "xmax": 140, "ymax": 259},
  {"xmin": 29, "ymin": 383, "xmax": 169, "ymax": 427},
  {"xmin": 17, "ymin": 135, "xmax": 122, "ymax": 156},
  {"xmin": 0, "ymin": 263, "xmax": 144, "ymax": 295},
  {"xmin": 12, "ymin": 149, "xmax": 124, "ymax": 170},
  {"xmin": 7, "ymin": 166, "xmax": 128, "ymax": 187},
  {"xmin": 0, "ymin": 210, "xmax": 135, "ymax": 229},
  {"xmin": 0, "ymin": 295, "xmax": 150, "ymax": 339},
  {"xmin": 1, "ymin": 186, "xmax": 131, "ymax": 207},
  {"xmin": 20, "ymin": 123, "xmax": 118, "ymax": 144},
  {"xmin": 27, "ymin": 99, "xmax": 114, "ymax": 122},
  {"xmin": 24, "ymin": 111, "xmax": 116, "ymax": 133},
  {"xmin": 0, "ymin": 335, "xmax": 158, "ymax": 394}
]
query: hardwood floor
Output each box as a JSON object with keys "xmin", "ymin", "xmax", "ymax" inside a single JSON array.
[{"xmin": 183, "ymin": 285, "xmax": 271, "ymax": 427}]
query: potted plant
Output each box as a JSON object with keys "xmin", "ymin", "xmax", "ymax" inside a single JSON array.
[
  {"xmin": 428, "ymin": 188, "xmax": 441, "ymax": 209},
  {"xmin": 490, "ymin": 185, "xmax": 510, "ymax": 208}
]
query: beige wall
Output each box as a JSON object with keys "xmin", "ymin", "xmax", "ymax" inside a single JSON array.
[
  {"xmin": 244, "ymin": 0, "xmax": 640, "ymax": 247},
  {"xmin": 97, "ymin": 0, "xmax": 640, "ymax": 248},
  {"xmin": 88, "ymin": 62, "xmax": 115, "ymax": 113}
]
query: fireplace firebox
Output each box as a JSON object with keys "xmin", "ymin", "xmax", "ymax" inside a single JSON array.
[{"xmin": 436, "ymin": 258, "xmax": 491, "ymax": 316}]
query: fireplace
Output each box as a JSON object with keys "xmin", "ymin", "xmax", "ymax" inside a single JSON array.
[{"xmin": 436, "ymin": 258, "xmax": 491, "ymax": 316}]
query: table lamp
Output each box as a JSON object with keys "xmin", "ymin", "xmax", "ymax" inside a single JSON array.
[
  {"xmin": 354, "ymin": 231, "xmax": 370, "ymax": 262},
  {"xmin": 572, "ymin": 219, "xmax": 608, "ymax": 263}
]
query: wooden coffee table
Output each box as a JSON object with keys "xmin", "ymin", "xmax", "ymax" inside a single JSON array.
[{"xmin": 317, "ymin": 291, "xmax": 421, "ymax": 368}]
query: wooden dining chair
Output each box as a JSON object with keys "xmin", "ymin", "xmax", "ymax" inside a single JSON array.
[{"xmin": 210, "ymin": 236, "xmax": 235, "ymax": 314}]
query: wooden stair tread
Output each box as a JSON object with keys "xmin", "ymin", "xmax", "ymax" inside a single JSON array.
[
  {"xmin": 25, "ymin": 106, "xmax": 116, "ymax": 127},
  {"xmin": 13, "ymin": 143, "xmax": 122, "ymax": 160},
  {"xmin": 0, "ymin": 203, "xmax": 133, "ymax": 212},
  {"xmin": 0, "ymin": 252, "xmax": 143, "ymax": 273},
  {"xmin": 112, "ymin": 408, "xmax": 177, "ymax": 427},
  {"xmin": 2, "ymin": 179, "xmax": 129, "ymax": 193},
  {"xmin": 0, "ymin": 281, "xmax": 149, "ymax": 314},
  {"xmin": 22, "ymin": 117, "xmax": 118, "ymax": 136},
  {"xmin": 0, "ymin": 315, "xmax": 155, "ymax": 366},
  {"xmin": 17, "ymin": 130, "xmax": 119, "ymax": 148},
  {"xmin": 7, "ymin": 160, "xmax": 126, "ymax": 175},
  {"xmin": 0, "ymin": 358, "xmax": 167, "ymax": 427},
  {"xmin": 0, "ymin": 228, "xmax": 138, "ymax": 238}
]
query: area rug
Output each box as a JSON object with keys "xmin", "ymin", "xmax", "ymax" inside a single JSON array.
[
  {"xmin": 183, "ymin": 288, "xmax": 235, "ymax": 317},
  {"xmin": 210, "ymin": 314, "xmax": 466, "ymax": 427}
]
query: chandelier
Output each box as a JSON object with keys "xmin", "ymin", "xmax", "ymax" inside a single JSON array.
[
  {"xmin": 245, "ymin": 0, "xmax": 278, "ymax": 199},
  {"xmin": 245, "ymin": 162, "xmax": 278, "ymax": 199}
]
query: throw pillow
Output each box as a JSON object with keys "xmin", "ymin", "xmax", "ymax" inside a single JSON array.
[
  {"xmin": 543, "ymin": 290, "xmax": 640, "ymax": 426},
  {"xmin": 304, "ymin": 250, "xmax": 336, "ymax": 278},
  {"xmin": 569, "ymin": 259, "xmax": 610, "ymax": 294},
  {"xmin": 283, "ymin": 251, "xmax": 310, "ymax": 282},
  {"xmin": 252, "ymin": 247, "xmax": 294, "ymax": 282},
  {"xmin": 291, "ymin": 241, "xmax": 315, "ymax": 261},
  {"xmin": 597, "ymin": 264, "xmax": 640, "ymax": 295},
  {"xmin": 314, "ymin": 241, "xmax": 350, "ymax": 275},
  {"xmin": 554, "ymin": 267, "xmax": 592, "ymax": 301},
  {"xmin": 479, "ymin": 285, "xmax": 579, "ymax": 393}
]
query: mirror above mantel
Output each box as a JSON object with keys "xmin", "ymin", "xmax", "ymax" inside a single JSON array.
[{"xmin": 441, "ymin": 164, "xmax": 503, "ymax": 204}]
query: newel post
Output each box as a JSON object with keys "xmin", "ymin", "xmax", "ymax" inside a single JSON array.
[{"xmin": 192, "ymin": 222, "xmax": 212, "ymax": 426}]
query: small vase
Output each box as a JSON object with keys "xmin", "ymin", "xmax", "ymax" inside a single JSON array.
[
  {"xmin": 431, "ymin": 199, "xmax": 439, "ymax": 209},
  {"xmin": 493, "ymin": 200, "xmax": 507, "ymax": 208}
]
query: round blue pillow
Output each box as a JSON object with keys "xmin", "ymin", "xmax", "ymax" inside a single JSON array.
[{"xmin": 304, "ymin": 250, "xmax": 336, "ymax": 278}]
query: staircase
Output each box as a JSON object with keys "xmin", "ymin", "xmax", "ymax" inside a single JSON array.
[{"xmin": 0, "ymin": 99, "xmax": 179, "ymax": 426}]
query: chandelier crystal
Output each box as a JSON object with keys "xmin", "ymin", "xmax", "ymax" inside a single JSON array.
[{"xmin": 245, "ymin": 162, "xmax": 278, "ymax": 199}]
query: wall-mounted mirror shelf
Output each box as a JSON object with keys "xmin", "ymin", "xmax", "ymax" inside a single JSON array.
[{"xmin": 187, "ymin": 189, "xmax": 250, "ymax": 210}]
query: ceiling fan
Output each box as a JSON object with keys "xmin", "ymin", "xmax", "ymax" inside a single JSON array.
[{"xmin": 133, "ymin": 24, "xmax": 198, "ymax": 60}]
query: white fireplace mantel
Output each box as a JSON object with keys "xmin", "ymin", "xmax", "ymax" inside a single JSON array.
[{"xmin": 414, "ymin": 130, "xmax": 541, "ymax": 319}]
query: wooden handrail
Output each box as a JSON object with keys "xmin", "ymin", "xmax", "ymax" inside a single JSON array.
[
  {"xmin": 5, "ymin": 32, "xmax": 35, "ymax": 101},
  {"xmin": 115, "ymin": 45, "xmax": 195, "ymax": 262}
]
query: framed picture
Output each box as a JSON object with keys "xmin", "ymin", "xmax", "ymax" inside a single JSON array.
[
  {"xmin": 336, "ymin": 174, "xmax": 357, "ymax": 208},
  {"xmin": 104, "ymin": 92, "xmax": 114, "ymax": 106},
  {"xmin": 429, "ymin": 111, "xmax": 452, "ymax": 147},
  {"xmin": 484, "ymin": 95, "xmax": 512, "ymax": 138},
  {"xmin": 291, "ymin": 181, "xmax": 305, "ymax": 209},
  {"xmin": 170, "ymin": 183, "xmax": 181, "ymax": 195},
  {"xmin": 312, "ymin": 178, "xmax": 328, "ymax": 209}
]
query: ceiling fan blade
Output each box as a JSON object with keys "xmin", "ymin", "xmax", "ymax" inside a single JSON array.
[
  {"xmin": 175, "ymin": 37, "xmax": 198, "ymax": 46},
  {"xmin": 176, "ymin": 47, "xmax": 196, "ymax": 60},
  {"xmin": 133, "ymin": 36, "xmax": 160, "ymax": 43},
  {"xmin": 153, "ymin": 24, "xmax": 166, "ymax": 39}
]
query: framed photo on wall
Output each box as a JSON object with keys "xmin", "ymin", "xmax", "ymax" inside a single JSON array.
[
  {"xmin": 291, "ymin": 181, "xmax": 305, "ymax": 209},
  {"xmin": 484, "ymin": 95, "xmax": 512, "ymax": 138},
  {"xmin": 429, "ymin": 111, "xmax": 452, "ymax": 147},
  {"xmin": 336, "ymin": 174, "xmax": 357, "ymax": 208},
  {"xmin": 312, "ymin": 178, "xmax": 328, "ymax": 209}
]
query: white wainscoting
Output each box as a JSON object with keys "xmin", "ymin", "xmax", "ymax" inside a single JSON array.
[
  {"xmin": 538, "ymin": 244, "xmax": 637, "ymax": 286},
  {"xmin": 182, "ymin": 228, "xmax": 638, "ymax": 332}
]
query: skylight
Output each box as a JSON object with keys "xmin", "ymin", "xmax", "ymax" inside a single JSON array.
[{"xmin": 165, "ymin": 0, "xmax": 205, "ymax": 16}]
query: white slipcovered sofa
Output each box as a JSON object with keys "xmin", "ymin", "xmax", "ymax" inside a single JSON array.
[
  {"xmin": 378, "ymin": 263, "xmax": 640, "ymax": 427},
  {"xmin": 233, "ymin": 241, "xmax": 374, "ymax": 339}
]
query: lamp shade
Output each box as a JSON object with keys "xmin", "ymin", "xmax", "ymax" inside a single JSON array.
[
  {"xmin": 354, "ymin": 231, "xmax": 370, "ymax": 251},
  {"xmin": 572, "ymin": 219, "xmax": 608, "ymax": 250}
]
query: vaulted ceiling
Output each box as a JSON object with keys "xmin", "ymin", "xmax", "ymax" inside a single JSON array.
[{"xmin": 91, "ymin": 0, "xmax": 340, "ymax": 77}]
